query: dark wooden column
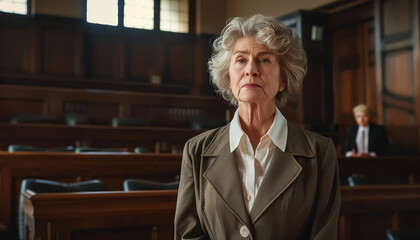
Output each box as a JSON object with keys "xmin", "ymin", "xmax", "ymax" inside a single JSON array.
[{"xmin": 278, "ymin": 10, "xmax": 334, "ymax": 126}]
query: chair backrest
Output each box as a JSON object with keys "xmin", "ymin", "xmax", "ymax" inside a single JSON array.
[
  {"xmin": 10, "ymin": 113, "xmax": 55, "ymax": 124},
  {"xmin": 8, "ymin": 145, "xmax": 75, "ymax": 152},
  {"xmin": 19, "ymin": 179, "xmax": 105, "ymax": 240},
  {"xmin": 386, "ymin": 229, "xmax": 420, "ymax": 240},
  {"xmin": 123, "ymin": 179, "xmax": 179, "ymax": 191},
  {"xmin": 74, "ymin": 147, "xmax": 128, "ymax": 153},
  {"xmin": 111, "ymin": 117, "xmax": 151, "ymax": 127}
]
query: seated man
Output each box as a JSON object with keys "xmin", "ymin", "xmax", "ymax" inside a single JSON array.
[{"xmin": 345, "ymin": 104, "xmax": 390, "ymax": 157}]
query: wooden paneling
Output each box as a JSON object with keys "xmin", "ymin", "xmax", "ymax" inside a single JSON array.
[
  {"xmin": 41, "ymin": 27, "xmax": 79, "ymax": 76},
  {"xmin": 375, "ymin": 0, "xmax": 419, "ymax": 125},
  {"xmin": 0, "ymin": 13, "xmax": 213, "ymax": 94},
  {"xmin": 167, "ymin": 40, "xmax": 193, "ymax": 84},
  {"xmin": 382, "ymin": 0, "xmax": 412, "ymax": 37},
  {"xmin": 0, "ymin": 100, "xmax": 45, "ymax": 122},
  {"xmin": 384, "ymin": 106, "xmax": 415, "ymax": 125},
  {"xmin": 85, "ymin": 31, "xmax": 119, "ymax": 79},
  {"xmin": 384, "ymin": 50, "xmax": 413, "ymax": 98},
  {"xmin": 333, "ymin": 19, "xmax": 376, "ymax": 125},
  {"xmin": 0, "ymin": 15, "xmax": 29, "ymax": 74},
  {"xmin": 0, "ymin": 26, "xmax": 28, "ymax": 73},
  {"xmin": 128, "ymin": 37, "xmax": 156, "ymax": 82}
]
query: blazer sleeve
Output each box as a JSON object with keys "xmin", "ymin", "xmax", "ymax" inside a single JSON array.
[
  {"xmin": 376, "ymin": 125, "xmax": 390, "ymax": 156},
  {"xmin": 311, "ymin": 138, "xmax": 341, "ymax": 240},
  {"xmin": 174, "ymin": 140, "xmax": 209, "ymax": 240}
]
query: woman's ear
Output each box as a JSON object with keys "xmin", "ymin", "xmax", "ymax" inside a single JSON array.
[{"xmin": 279, "ymin": 79, "xmax": 286, "ymax": 92}]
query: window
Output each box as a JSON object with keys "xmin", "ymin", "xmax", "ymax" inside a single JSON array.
[
  {"xmin": 86, "ymin": 0, "xmax": 118, "ymax": 26},
  {"xmin": 124, "ymin": 0, "xmax": 154, "ymax": 30},
  {"xmin": 86, "ymin": 0, "xmax": 190, "ymax": 33},
  {"xmin": 0, "ymin": 0, "xmax": 27, "ymax": 15},
  {"xmin": 160, "ymin": 0, "xmax": 188, "ymax": 33}
]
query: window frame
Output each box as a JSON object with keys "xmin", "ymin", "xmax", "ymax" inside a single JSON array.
[{"xmin": 83, "ymin": 0, "xmax": 195, "ymax": 33}]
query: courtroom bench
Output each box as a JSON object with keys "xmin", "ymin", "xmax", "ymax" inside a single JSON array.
[
  {"xmin": 338, "ymin": 156, "xmax": 420, "ymax": 185},
  {"xmin": 23, "ymin": 190, "xmax": 177, "ymax": 240},
  {"xmin": 22, "ymin": 185, "xmax": 420, "ymax": 240},
  {"xmin": 0, "ymin": 152, "xmax": 182, "ymax": 239}
]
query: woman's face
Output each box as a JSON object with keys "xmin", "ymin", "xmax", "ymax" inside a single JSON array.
[
  {"xmin": 229, "ymin": 36, "xmax": 284, "ymax": 106},
  {"xmin": 354, "ymin": 111, "xmax": 370, "ymax": 127}
]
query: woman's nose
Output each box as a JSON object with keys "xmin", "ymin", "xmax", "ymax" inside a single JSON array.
[{"xmin": 245, "ymin": 61, "xmax": 259, "ymax": 77}]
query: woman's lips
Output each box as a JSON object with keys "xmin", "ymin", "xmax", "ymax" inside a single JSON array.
[{"xmin": 242, "ymin": 83, "xmax": 261, "ymax": 88}]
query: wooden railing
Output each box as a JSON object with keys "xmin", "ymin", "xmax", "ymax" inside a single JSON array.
[
  {"xmin": 0, "ymin": 152, "xmax": 182, "ymax": 239},
  {"xmin": 23, "ymin": 190, "xmax": 177, "ymax": 240},
  {"xmin": 21, "ymin": 185, "xmax": 420, "ymax": 240},
  {"xmin": 340, "ymin": 184, "xmax": 420, "ymax": 240}
]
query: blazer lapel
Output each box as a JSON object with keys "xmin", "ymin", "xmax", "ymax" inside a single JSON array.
[
  {"xmin": 203, "ymin": 125, "xmax": 252, "ymax": 227},
  {"xmin": 250, "ymin": 123, "xmax": 314, "ymax": 223}
]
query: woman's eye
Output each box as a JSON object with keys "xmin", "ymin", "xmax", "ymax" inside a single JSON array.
[
  {"xmin": 260, "ymin": 58, "xmax": 270, "ymax": 63},
  {"xmin": 237, "ymin": 59, "xmax": 246, "ymax": 63}
]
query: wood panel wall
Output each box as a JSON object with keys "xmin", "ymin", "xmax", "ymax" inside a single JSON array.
[
  {"xmin": 0, "ymin": 13, "xmax": 213, "ymax": 95},
  {"xmin": 375, "ymin": 0, "xmax": 420, "ymax": 126},
  {"xmin": 331, "ymin": 2, "xmax": 376, "ymax": 125}
]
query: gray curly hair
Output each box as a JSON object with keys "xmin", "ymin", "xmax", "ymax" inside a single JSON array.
[{"xmin": 208, "ymin": 14, "xmax": 307, "ymax": 107}]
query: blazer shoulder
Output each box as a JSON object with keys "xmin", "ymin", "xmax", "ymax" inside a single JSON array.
[
  {"xmin": 300, "ymin": 127, "xmax": 331, "ymax": 146},
  {"xmin": 185, "ymin": 124, "xmax": 229, "ymax": 153},
  {"xmin": 370, "ymin": 123, "xmax": 386, "ymax": 131},
  {"xmin": 287, "ymin": 123, "xmax": 333, "ymax": 158}
]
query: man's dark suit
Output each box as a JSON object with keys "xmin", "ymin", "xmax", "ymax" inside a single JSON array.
[{"xmin": 346, "ymin": 123, "xmax": 390, "ymax": 156}]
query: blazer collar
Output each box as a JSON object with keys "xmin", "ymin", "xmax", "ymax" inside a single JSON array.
[
  {"xmin": 203, "ymin": 124, "xmax": 252, "ymax": 227},
  {"xmin": 202, "ymin": 123, "xmax": 314, "ymax": 226}
]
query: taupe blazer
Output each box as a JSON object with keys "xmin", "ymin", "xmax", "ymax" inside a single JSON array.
[{"xmin": 174, "ymin": 123, "xmax": 340, "ymax": 240}]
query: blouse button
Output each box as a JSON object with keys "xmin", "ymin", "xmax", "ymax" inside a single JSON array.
[{"xmin": 240, "ymin": 225, "xmax": 250, "ymax": 238}]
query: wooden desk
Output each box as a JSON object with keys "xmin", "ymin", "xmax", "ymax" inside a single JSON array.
[
  {"xmin": 338, "ymin": 156, "xmax": 420, "ymax": 185},
  {"xmin": 340, "ymin": 185, "xmax": 420, "ymax": 240},
  {"xmin": 0, "ymin": 152, "xmax": 182, "ymax": 239},
  {"xmin": 23, "ymin": 190, "xmax": 177, "ymax": 240}
]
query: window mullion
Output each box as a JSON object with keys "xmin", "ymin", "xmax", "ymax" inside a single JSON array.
[
  {"xmin": 154, "ymin": 0, "xmax": 160, "ymax": 31},
  {"xmin": 119, "ymin": 0, "xmax": 124, "ymax": 27}
]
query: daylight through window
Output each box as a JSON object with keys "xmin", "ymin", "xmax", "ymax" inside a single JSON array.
[
  {"xmin": 0, "ymin": 0, "xmax": 27, "ymax": 15},
  {"xmin": 86, "ymin": 0, "xmax": 118, "ymax": 26}
]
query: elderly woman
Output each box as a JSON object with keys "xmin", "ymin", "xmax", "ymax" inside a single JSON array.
[{"xmin": 174, "ymin": 14, "xmax": 340, "ymax": 240}]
